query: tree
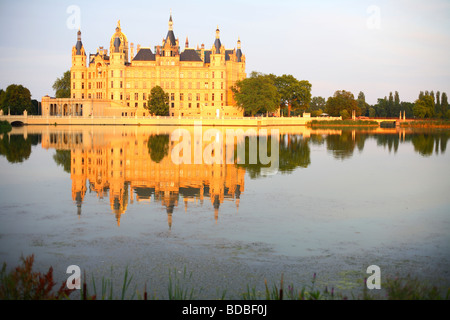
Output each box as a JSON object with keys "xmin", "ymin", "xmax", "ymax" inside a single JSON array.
[
  {"xmin": 52, "ymin": 70, "xmax": 71, "ymax": 98},
  {"xmin": 310, "ymin": 96, "xmax": 326, "ymax": 111},
  {"xmin": 357, "ymin": 91, "xmax": 369, "ymax": 116},
  {"xmin": 435, "ymin": 91, "xmax": 441, "ymax": 118},
  {"xmin": 274, "ymin": 74, "xmax": 311, "ymax": 117},
  {"xmin": 413, "ymin": 95, "xmax": 435, "ymax": 118},
  {"xmin": 400, "ymin": 101, "xmax": 414, "ymax": 118},
  {"xmin": 325, "ymin": 90, "xmax": 359, "ymax": 117},
  {"xmin": 146, "ymin": 86, "xmax": 169, "ymax": 116},
  {"xmin": 441, "ymin": 92, "xmax": 449, "ymax": 119},
  {"xmin": 232, "ymin": 72, "xmax": 280, "ymax": 116},
  {"xmin": 0, "ymin": 89, "xmax": 4, "ymax": 109},
  {"xmin": 394, "ymin": 91, "xmax": 401, "ymax": 117},
  {"xmin": 374, "ymin": 97, "xmax": 387, "ymax": 117},
  {"xmin": 309, "ymin": 96, "xmax": 326, "ymax": 116},
  {"xmin": 0, "ymin": 84, "xmax": 32, "ymax": 115}
]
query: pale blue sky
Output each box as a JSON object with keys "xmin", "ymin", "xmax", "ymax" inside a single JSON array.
[{"xmin": 0, "ymin": 0, "xmax": 449, "ymax": 104}]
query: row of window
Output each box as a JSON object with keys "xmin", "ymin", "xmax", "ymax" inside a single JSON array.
[
  {"xmin": 72, "ymin": 91, "xmax": 226, "ymax": 103},
  {"xmin": 73, "ymin": 70, "xmax": 226, "ymax": 80},
  {"xmin": 73, "ymin": 80, "xmax": 226, "ymax": 91}
]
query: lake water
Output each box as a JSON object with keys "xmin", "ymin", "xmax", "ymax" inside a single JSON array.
[{"xmin": 0, "ymin": 125, "xmax": 449, "ymax": 299}]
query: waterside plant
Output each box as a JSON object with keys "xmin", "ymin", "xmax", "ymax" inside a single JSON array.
[{"xmin": 1, "ymin": 255, "xmax": 448, "ymax": 300}]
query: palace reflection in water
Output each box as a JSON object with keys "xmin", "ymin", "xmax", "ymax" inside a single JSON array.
[{"xmin": 1, "ymin": 125, "xmax": 448, "ymax": 228}]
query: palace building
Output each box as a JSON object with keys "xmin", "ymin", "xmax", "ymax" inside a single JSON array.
[{"xmin": 42, "ymin": 15, "xmax": 246, "ymax": 118}]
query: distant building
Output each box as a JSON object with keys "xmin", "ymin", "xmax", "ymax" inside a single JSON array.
[{"xmin": 42, "ymin": 15, "xmax": 246, "ymax": 118}]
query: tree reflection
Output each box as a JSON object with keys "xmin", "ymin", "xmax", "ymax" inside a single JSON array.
[
  {"xmin": 324, "ymin": 131, "xmax": 357, "ymax": 160},
  {"xmin": 147, "ymin": 134, "xmax": 170, "ymax": 163},
  {"xmin": 0, "ymin": 134, "xmax": 33, "ymax": 163},
  {"xmin": 53, "ymin": 150, "xmax": 71, "ymax": 173},
  {"xmin": 279, "ymin": 134, "xmax": 310, "ymax": 172},
  {"xmin": 238, "ymin": 133, "xmax": 311, "ymax": 178},
  {"xmin": 410, "ymin": 132, "xmax": 449, "ymax": 157},
  {"xmin": 375, "ymin": 134, "xmax": 400, "ymax": 153}
]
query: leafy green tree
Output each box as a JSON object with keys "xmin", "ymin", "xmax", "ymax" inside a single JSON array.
[
  {"xmin": 232, "ymin": 72, "xmax": 280, "ymax": 116},
  {"xmin": 310, "ymin": 96, "xmax": 326, "ymax": 109},
  {"xmin": 387, "ymin": 92, "xmax": 394, "ymax": 117},
  {"xmin": 52, "ymin": 70, "xmax": 71, "ymax": 98},
  {"xmin": 147, "ymin": 86, "xmax": 169, "ymax": 116},
  {"xmin": 30, "ymin": 100, "xmax": 40, "ymax": 115},
  {"xmin": 0, "ymin": 89, "xmax": 4, "ymax": 109},
  {"xmin": 340, "ymin": 109, "xmax": 350, "ymax": 120},
  {"xmin": 357, "ymin": 91, "xmax": 369, "ymax": 116},
  {"xmin": 441, "ymin": 92, "xmax": 449, "ymax": 119},
  {"xmin": 435, "ymin": 91, "xmax": 441, "ymax": 118},
  {"xmin": 413, "ymin": 95, "xmax": 435, "ymax": 118},
  {"xmin": 325, "ymin": 90, "xmax": 359, "ymax": 117},
  {"xmin": 309, "ymin": 96, "xmax": 326, "ymax": 116},
  {"xmin": 400, "ymin": 101, "xmax": 414, "ymax": 118},
  {"xmin": 273, "ymin": 75, "xmax": 311, "ymax": 117},
  {"xmin": 0, "ymin": 84, "xmax": 32, "ymax": 115},
  {"xmin": 374, "ymin": 97, "xmax": 387, "ymax": 117},
  {"xmin": 394, "ymin": 91, "xmax": 401, "ymax": 117},
  {"xmin": 0, "ymin": 120, "xmax": 12, "ymax": 134}
]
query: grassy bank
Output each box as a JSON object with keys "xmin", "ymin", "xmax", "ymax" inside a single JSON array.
[
  {"xmin": 400, "ymin": 120, "xmax": 450, "ymax": 128},
  {"xmin": 1, "ymin": 255, "xmax": 449, "ymax": 300},
  {"xmin": 0, "ymin": 120, "xmax": 12, "ymax": 134},
  {"xmin": 308, "ymin": 120, "xmax": 379, "ymax": 127}
]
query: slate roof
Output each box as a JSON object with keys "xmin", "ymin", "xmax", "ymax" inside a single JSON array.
[
  {"xmin": 204, "ymin": 50, "xmax": 211, "ymax": 63},
  {"xmin": 89, "ymin": 53, "xmax": 110, "ymax": 64},
  {"xmin": 165, "ymin": 30, "xmax": 176, "ymax": 47},
  {"xmin": 225, "ymin": 50, "xmax": 234, "ymax": 61},
  {"xmin": 180, "ymin": 49, "xmax": 202, "ymax": 62},
  {"xmin": 236, "ymin": 48, "xmax": 242, "ymax": 62},
  {"xmin": 75, "ymin": 40, "xmax": 84, "ymax": 55},
  {"xmin": 214, "ymin": 38, "xmax": 222, "ymax": 54},
  {"xmin": 113, "ymin": 37, "xmax": 121, "ymax": 52},
  {"xmin": 133, "ymin": 48, "xmax": 156, "ymax": 61}
]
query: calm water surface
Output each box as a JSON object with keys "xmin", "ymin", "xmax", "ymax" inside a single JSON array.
[{"xmin": 0, "ymin": 125, "xmax": 449, "ymax": 298}]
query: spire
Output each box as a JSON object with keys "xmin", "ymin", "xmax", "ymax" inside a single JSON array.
[
  {"xmin": 75, "ymin": 29, "xmax": 84, "ymax": 55},
  {"xmin": 213, "ymin": 26, "xmax": 222, "ymax": 54},
  {"xmin": 185, "ymin": 36, "xmax": 189, "ymax": 49},
  {"xmin": 216, "ymin": 26, "xmax": 220, "ymax": 39},
  {"xmin": 236, "ymin": 38, "xmax": 243, "ymax": 62},
  {"xmin": 168, "ymin": 12, "xmax": 173, "ymax": 31},
  {"xmin": 165, "ymin": 12, "xmax": 176, "ymax": 46}
]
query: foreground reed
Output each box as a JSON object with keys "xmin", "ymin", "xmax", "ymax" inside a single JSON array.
[{"xmin": 1, "ymin": 255, "xmax": 448, "ymax": 300}]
